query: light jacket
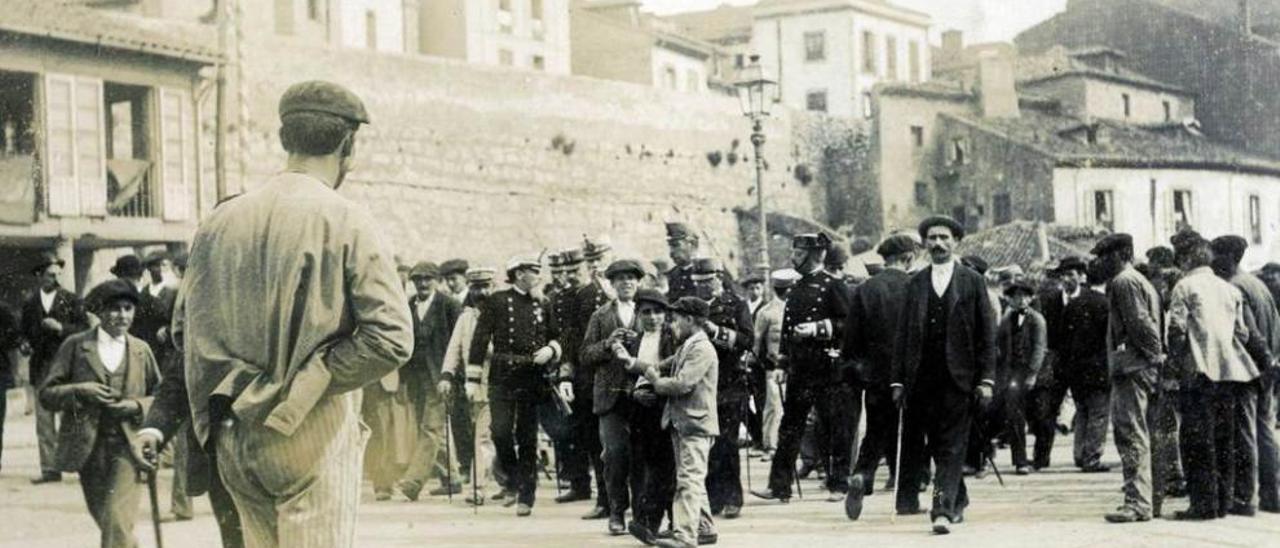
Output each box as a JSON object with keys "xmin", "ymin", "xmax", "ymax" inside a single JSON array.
[
  {"xmin": 1168, "ymin": 266, "xmax": 1259, "ymax": 383},
  {"xmin": 652, "ymin": 330, "xmax": 719, "ymax": 437}
]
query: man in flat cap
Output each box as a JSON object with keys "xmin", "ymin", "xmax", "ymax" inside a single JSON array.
[
  {"xmin": 845, "ymin": 234, "xmax": 918, "ymax": 517},
  {"xmin": 470, "ymin": 255, "xmax": 564, "ymax": 516},
  {"xmin": 396, "ymin": 261, "xmax": 465, "ymax": 500},
  {"xmin": 756, "ymin": 233, "xmax": 853, "ymax": 504},
  {"xmin": 1093, "ymin": 233, "xmax": 1165, "ymax": 523},
  {"xmin": 1166, "ymin": 231, "xmax": 1260, "ymax": 520},
  {"xmin": 753, "ymin": 269, "xmax": 801, "ymax": 463},
  {"xmin": 134, "ymin": 81, "xmax": 414, "ymax": 547},
  {"xmin": 1211, "ymin": 234, "xmax": 1280, "ymax": 513},
  {"xmin": 439, "ymin": 259, "xmax": 471, "ymax": 305},
  {"xmin": 690, "ymin": 257, "xmax": 753, "ymax": 519},
  {"xmin": 890, "ymin": 215, "xmax": 997, "ymax": 534},
  {"xmin": 997, "ymin": 278, "xmax": 1047, "ymax": 475},
  {"xmin": 22, "ymin": 251, "xmax": 89, "ymax": 485}
]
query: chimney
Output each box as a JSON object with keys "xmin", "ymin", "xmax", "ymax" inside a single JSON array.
[
  {"xmin": 977, "ymin": 56, "xmax": 1020, "ymax": 118},
  {"xmin": 942, "ymin": 30, "xmax": 964, "ymax": 57},
  {"xmin": 1241, "ymin": 0, "xmax": 1253, "ymax": 35}
]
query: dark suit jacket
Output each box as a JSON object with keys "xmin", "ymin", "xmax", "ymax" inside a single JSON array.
[
  {"xmin": 21, "ymin": 287, "xmax": 89, "ymax": 383},
  {"xmin": 131, "ymin": 286, "xmax": 170, "ymax": 358},
  {"xmin": 143, "ymin": 334, "xmax": 218, "ymax": 496},
  {"xmin": 1062, "ymin": 288, "xmax": 1110, "ymax": 390},
  {"xmin": 892, "ymin": 263, "xmax": 997, "ymax": 393},
  {"xmin": 0, "ymin": 304, "xmax": 21, "ymax": 389},
  {"xmin": 406, "ymin": 292, "xmax": 462, "ymax": 386},
  {"xmin": 997, "ymin": 309, "xmax": 1047, "ymax": 387},
  {"xmin": 580, "ymin": 300, "xmax": 641, "ymax": 415},
  {"xmin": 38, "ymin": 329, "xmax": 159, "ymax": 472},
  {"xmin": 845, "ymin": 268, "xmax": 910, "ymax": 388},
  {"xmin": 707, "ymin": 290, "xmax": 753, "ymax": 405}
]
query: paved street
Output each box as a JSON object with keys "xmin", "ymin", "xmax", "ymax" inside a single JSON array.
[{"xmin": 3, "ymin": 389, "xmax": 1280, "ymax": 547}]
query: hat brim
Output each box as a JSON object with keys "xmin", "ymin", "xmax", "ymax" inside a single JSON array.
[{"xmin": 32, "ymin": 259, "xmax": 65, "ymax": 273}]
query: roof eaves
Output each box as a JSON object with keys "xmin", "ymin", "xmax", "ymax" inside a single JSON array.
[
  {"xmin": 939, "ymin": 112, "xmax": 1062, "ymax": 161},
  {"xmin": 1018, "ymin": 68, "xmax": 1188, "ymax": 96}
]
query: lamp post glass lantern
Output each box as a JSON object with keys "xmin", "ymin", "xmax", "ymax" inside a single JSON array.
[{"xmin": 735, "ymin": 55, "xmax": 777, "ymax": 284}]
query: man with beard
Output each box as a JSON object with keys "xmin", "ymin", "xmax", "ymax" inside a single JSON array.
[
  {"xmin": 847, "ymin": 234, "xmax": 918, "ymax": 515},
  {"xmin": 1095, "ymin": 233, "xmax": 1166, "ymax": 524},
  {"xmin": 1209, "ymin": 235, "xmax": 1280, "ymax": 514},
  {"xmin": 691, "ymin": 257, "xmax": 753, "ymax": 519},
  {"xmin": 890, "ymin": 216, "xmax": 997, "ymax": 534},
  {"xmin": 753, "ymin": 233, "xmax": 851, "ymax": 504}
]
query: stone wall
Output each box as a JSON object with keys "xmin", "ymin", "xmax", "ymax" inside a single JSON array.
[{"xmin": 217, "ymin": 37, "xmax": 822, "ymax": 272}]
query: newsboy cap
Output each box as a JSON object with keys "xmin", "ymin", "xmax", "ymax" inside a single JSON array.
[
  {"xmin": 439, "ymin": 259, "xmax": 469, "ymax": 277},
  {"xmin": 1210, "ymin": 235, "xmax": 1248, "ymax": 265},
  {"xmin": 635, "ymin": 288, "xmax": 670, "ymax": 311},
  {"xmin": 876, "ymin": 234, "xmax": 919, "ymax": 259},
  {"xmin": 85, "ymin": 279, "xmax": 140, "ymax": 314},
  {"xmin": 605, "ymin": 259, "xmax": 645, "ymax": 280},
  {"xmin": 690, "ymin": 257, "xmax": 723, "ymax": 281},
  {"xmin": 279, "ymin": 81, "xmax": 370, "ymax": 125},
  {"xmin": 918, "ymin": 215, "xmax": 965, "ymax": 242},
  {"xmin": 792, "ymin": 233, "xmax": 832, "ymax": 251},
  {"xmin": 669, "ymin": 296, "xmax": 710, "ymax": 319},
  {"xmin": 408, "ymin": 261, "xmax": 439, "ymax": 280},
  {"xmin": 1090, "ymin": 233, "xmax": 1134, "ymax": 257}
]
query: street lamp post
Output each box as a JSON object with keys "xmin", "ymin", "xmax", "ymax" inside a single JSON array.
[{"xmin": 735, "ymin": 55, "xmax": 777, "ymax": 286}]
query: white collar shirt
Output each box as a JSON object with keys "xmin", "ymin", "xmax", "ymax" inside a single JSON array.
[
  {"xmin": 39, "ymin": 288, "xmax": 57, "ymax": 314},
  {"xmin": 931, "ymin": 260, "xmax": 956, "ymax": 297},
  {"xmin": 617, "ymin": 300, "xmax": 635, "ymax": 328},
  {"xmin": 97, "ymin": 327, "xmax": 127, "ymax": 374}
]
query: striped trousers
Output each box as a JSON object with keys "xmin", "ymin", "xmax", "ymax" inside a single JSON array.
[{"xmin": 216, "ymin": 391, "xmax": 370, "ymax": 548}]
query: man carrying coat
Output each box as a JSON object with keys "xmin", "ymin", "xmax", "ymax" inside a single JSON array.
[{"xmin": 890, "ymin": 216, "xmax": 997, "ymax": 535}]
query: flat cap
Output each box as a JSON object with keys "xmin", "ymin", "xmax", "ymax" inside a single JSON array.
[
  {"xmin": 110, "ymin": 255, "xmax": 144, "ymax": 279},
  {"xmin": 961, "ymin": 254, "xmax": 989, "ymax": 275},
  {"xmin": 85, "ymin": 279, "xmax": 140, "ymax": 314},
  {"xmin": 669, "ymin": 296, "xmax": 710, "ymax": 319},
  {"xmin": 918, "ymin": 215, "xmax": 965, "ymax": 241},
  {"xmin": 690, "ymin": 257, "xmax": 723, "ymax": 280},
  {"xmin": 1090, "ymin": 233, "xmax": 1134, "ymax": 257},
  {"xmin": 770, "ymin": 268, "xmax": 802, "ymax": 289},
  {"xmin": 1145, "ymin": 245, "xmax": 1175, "ymax": 267},
  {"xmin": 1004, "ymin": 277, "xmax": 1037, "ymax": 297},
  {"xmin": 1170, "ymin": 229, "xmax": 1206, "ymax": 254},
  {"xmin": 279, "ymin": 80, "xmax": 370, "ymax": 124},
  {"xmin": 408, "ymin": 261, "xmax": 439, "ymax": 280},
  {"xmin": 666, "ymin": 222, "xmax": 698, "ymax": 243},
  {"xmin": 440, "ymin": 259, "xmax": 469, "ymax": 277},
  {"xmin": 506, "ymin": 254, "xmax": 542, "ymax": 274},
  {"xmin": 635, "ymin": 288, "xmax": 670, "ymax": 311},
  {"xmin": 583, "ymin": 236, "xmax": 612, "ymax": 260},
  {"xmin": 605, "ymin": 259, "xmax": 645, "ymax": 280},
  {"xmin": 1055, "ymin": 256, "xmax": 1088, "ymax": 275},
  {"xmin": 876, "ymin": 234, "xmax": 919, "ymax": 258},
  {"xmin": 792, "ymin": 232, "xmax": 832, "ymax": 250},
  {"xmin": 466, "ymin": 267, "xmax": 496, "ymax": 284},
  {"xmin": 824, "ymin": 244, "xmax": 849, "ymax": 267},
  {"xmin": 1210, "ymin": 235, "xmax": 1248, "ymax": 264},
  {"xmin": 142, "ymin": 250, "xmax": 169, "ymax": 266}
]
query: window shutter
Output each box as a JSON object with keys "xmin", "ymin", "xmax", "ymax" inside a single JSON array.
[
  {"xmin": 74, "ymin": 77, "xmax": 106, "ymax": 216},
  {"xmin": 159, "ymin": 87, "xmax": 192, "ymax": 221},
  {"xmin": 42, "ymin": 73, "xmax": 80, "ymax": 216}
]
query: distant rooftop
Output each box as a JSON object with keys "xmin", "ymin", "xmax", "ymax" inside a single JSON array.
[
  {"xmin": 0, "ymin": 0, "xmax": 218, "ymax": 63},
  {"xmin": 1016, "ymin": 45, "xmax": 1189, "ymax": 95},
  {"xmin": 661, "ymin": 3, "xmax": 754, "ymax": 43}
]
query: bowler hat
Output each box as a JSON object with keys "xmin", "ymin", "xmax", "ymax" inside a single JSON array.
[
  {"xmin": 1055, "ymin": 256, "xmax": 1088, "ymax": 275},
  {"xmin": 918, "ymin": 215, "xmax": 965, "ymax": 242},
  {"xmin": 85, "ymin": 279, "xmax": 140, "ymax": 314},
  {"xmin": 31, "ymin": 251, "xmax": 65, "ymax": 274},
  {"xmin": 1004, "ymin": 278, "xmax": 1036, "ymax": 297},
  {"xmin": 669, "ymin": 296, "xmax": 710, "ymax": 319},
  {"xmin": 1145, "ymin": 246, "xmax": 1175, "ymax": 267},
  {"xmin": 408, "ymin": 261, "xmax": 439, "ymax": 280},
  {"xmin": 690, "ymin": 257, "xmax": 722, "ymax": 281},
  {"xmin": 278, "ymin": 80, "xmax": 370, "ymax": 125},
  {"xmin": 109, "ymin": 255, "xmax": 144, "ymax": 279},
  {"xmin": 635, "ymin": 288, "xmax": 670, "ymax": 311},
  {"xmin": 604, "ymin": 259, "xmax": 645, "ymax": 281},
  {"xmin": 440, "ymin": 259, "xmax": 469, "ymax": 277},
  {"xmin": 876, "ymin": 234, "xmax": 918, "ymax": 259},
  {"xmin": 1090, "ymin": 233, "xmax": 1134, "ymax": 258}
]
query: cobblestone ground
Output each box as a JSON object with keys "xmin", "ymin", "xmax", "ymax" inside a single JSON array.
[{"xmin": 4, "ymin": 389, "xmax": 1280, "ymax": 547}]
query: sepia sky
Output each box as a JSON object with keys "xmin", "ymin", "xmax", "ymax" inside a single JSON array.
[{"xmin": 640, "ymin": 0, "xmax": 1070, "ymax": 44}]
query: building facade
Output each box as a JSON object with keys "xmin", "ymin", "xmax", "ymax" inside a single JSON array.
[
  {"xmin": 572, "ymin": 1, "xmax": 721, "ymax": 94},
  {"xmin": 423, "ymin": 0, "xmax": 572, "ymax": 73}
]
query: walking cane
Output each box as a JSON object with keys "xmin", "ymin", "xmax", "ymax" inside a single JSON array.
[
  {"xmin": 444, "ymin": 398, "xmax": 454, "ymax": 503},
  {"xmin": 744, "ymin": 400, "xmax": 752, "ymax": 492},
  {"xmin": 472, "ymin": 403, "xmax": 480, "ymax": 514},
  {"xmin": 890, "ymin": 405, "xmax": 905, "ymax": 525},
  {"xmin": 146, "ymin": 470, "xmax": 164, "ymax": 548}
]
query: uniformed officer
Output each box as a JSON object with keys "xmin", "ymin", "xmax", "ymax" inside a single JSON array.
[
  {"xmin": 469, "ymin": 254, "xmax": 563, "ymax": 517},
  {"xmin": 546, "ymin": 248, "xmax": 595, "ymax": 506},
  {"xmin": 554, "ymin": 246, "xmax": 610, "ymax": 515},
  {"xmin": 753, "ymin": 233, "xmax": 852, "ymax": 503},
  {"xmin": 666, "ymin": 223, "xmax": 700, "ymax": 300},
  {"xmin": 692, "ymin": 257, "xmax": 755, "ymax": 520}
]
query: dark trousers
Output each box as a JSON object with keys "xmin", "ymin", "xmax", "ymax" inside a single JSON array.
[
  {"xmin": 79, "ymin": 434, "xmax": 141, "ymax": 548},
  {"xmin": 1258, "ymin": 375, "xmax": 1280, "ymax": 511},
  {"xmin": 450, "ymin": 385, "xmax": 475, "ymax": 476},
  {"xmin": 1070, "ymin": 385, "xmax": 1111, "ymax": 468},
  {"xmin": 897, "ymin": 377, "xmax": 972, "ymax": 521},
  {"xmin": 631, "ymin": 402, "xmax": 675, "ymax": 528},
  {"xmin": 1005, "ymin": 384, "xmax": 1031, "ymax": 468},
  {"xmin": 854, "ymin": 386, "xmax": 899, "ymax": 492},
  {"xmin": 600, "ymin": 402, "xmax": 639, "ymax": 517},
  {"xmin": 0, "ymin": 385, "xmax": 6, "ymax": 471},
  {"xmin": 562, "ymin": 395, "xmax": 605, "ymax": 505},
  {"xmin": 1232, "ymin": 380, "xmax": 1260, "ymax": 510},
  {"xmin": 767, "ymin": 380, "xmax": 858, "ymax": 495},
  {"xmin": 492, "ymin": 396, "xmax": 540, "ymax": 506},
  {"xmin": 746, "ymin": 369, "xmax": 765, "ymax": 447},
  {"xmin": 708, "ymin": 400, "xmax": 744, "ymax": 511},
  {"xmin": 1179, "ymin": 378, "xmax": 1237, "ymax": 517},
  {"xmin": 966, "ymin": 388, "xmax": 1003, "ymax": 470},
  {"xmin": 1029, "ymin": 382, "xmax": 1069, "ymax": 468},
  {"xmin": 204, "ymin": 435, "xmax": 245, "ymax": 548}
]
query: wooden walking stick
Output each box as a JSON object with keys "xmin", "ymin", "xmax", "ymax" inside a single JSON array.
[
  {"xmin": 146, "ymin": 470, "xmax": 164, "ymax": 548},
  {"xmin": 890, "ymin": 405, "xmax": 905, "ymax": 524},
  {"xmin": 444, "ymin": 398, "xmax": 454, "ymax": 502}
]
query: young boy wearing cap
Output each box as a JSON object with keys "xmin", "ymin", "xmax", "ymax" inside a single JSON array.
[
  {"xmin": 998, "ymin": 280, "xmax": 1047, "ymax": 474},
  {"xmin": 39, "ymin": 279, "xmax": 161, "ymax": 547},
  {"xmin": 619, "ymin": 296, "xmax": 720, "ymax": 548}
]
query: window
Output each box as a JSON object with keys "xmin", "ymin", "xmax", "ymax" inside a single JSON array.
[
  {"xmin": 663, "ymin": 65, "xmax": 678, "ymax": 90},
  {"xmin": 1163, "ymin": 101, "xmax": 1172, "ymax": 121},
  {"xmin": 1250, "ymin": 194, "xmax": 1263, "ymax": 244},
  {"xmin": 734, "ymin": 54, "xmax": 745, "ymax": 69},
  {"xmin": 806, "ymin": 90, "xmax": 828, "ymax": 112},
  {"xmin": 862, "ymin": 31, "xmax": 877, "ymax": 74},
  {"xmin": 498, "ymin": 0, "xmax": 513, "ymax": 33},
  {"xmin": 532, "ymin": 55, "xmax": 546, "ymax": 71},
  {"xmin": 1122, "ymin": 93, "xmax": 1131, "ymax": 118},
  {"xmin": 531, "ymin": 0, "xmax": 543, "ymax": 20},
  {"xmin": 885, "ymin": 36, "xmax": 898, "ymax": 80},
  {"xmin": 914, "ymin": 182, "xmax": 929, "ymax": 207},
  {"xmin": 1093, "ymin": 190, "xmax": 1114, "ymax": 230},
  {"xmin": 307, "ymin": 0, "xmax": 322, "ymax": 21},
  {"xmin": 804, "ymin": 31, "xmax": 826, "ymax": 62},
  {"xmin": 949, "ymin": 137, "xmax": 968, "ymax": 165},
  {"xmin": 910, "ymin": 125, "xmax": 923, "ymax": 147},
  {"xmin": 105, "ymin": 82, "xmax": 154, "ymax": 217},
  {"xmin": 686, "ymin": 69, "xmax": 701, "ymax": 92},
  {"xmin": 994, "ymin": 193, "xmax": 1012, "ymax": 224},
  {"xmin": 365, "ymin": 10, "xmax": 377, "ymax": 49},
  {"xmin": 1172, "ymin": 189, "xmax": 1194, "ymax": 232},
  {"xmin": 274, "ymin": 0, "xmax": 294, "ymax": 35},
  {"xmin": 499, "ymin": 49, "xmax": 514, "ymax": 66},
  {"xmin": 908, "ymin": 41, "xmax": 921, "ymax": 83},
  {"xmin": 862, "ymin": 92, "xmax": 873, "ymax": 118}
]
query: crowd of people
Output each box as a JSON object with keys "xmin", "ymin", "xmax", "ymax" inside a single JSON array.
[{"xmin": 4, "ymin": 80, "xmax": 1280, "ymax": 548}]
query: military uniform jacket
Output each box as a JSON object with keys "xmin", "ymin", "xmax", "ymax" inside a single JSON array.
[
  {"xmin": 469, "ymin": 287, "xmax": 561, "ymax": 397},
  {"xmin": 707, "ymin": 290, "xmax": 754, "ymax": 405},
  {"xmin": 781, "ymin": 269, "xmax": 850, "ymax": 383},
  {"xmin": 666, "ymin": 264, "xmax": 697, "ymax": 301},
  {"xmin": 564, "ymin": 279, "xmax": 612, "ymax": 390}
]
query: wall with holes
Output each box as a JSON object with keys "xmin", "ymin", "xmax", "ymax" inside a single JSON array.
[{"xmin": 220, "ymin": 36, "xmax": 823, "ymax": 272}]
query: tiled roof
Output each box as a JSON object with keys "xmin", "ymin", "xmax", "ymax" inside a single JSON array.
[
  {"xmin": 662, "ymin": 4, "xmax": 754, "ymax": 42},
  {"xmin": 0, "ymin": 0, "xmax": 219, "ymax": 63},
  {"xmin": 955, "ymin": 221, "xmax": 1099, "ymax": 270},
  {"xmin": 1016, "ymin": 45, "xmax": 1188, "ymax": 95},
  {"xmin": 942, "ymin": 106, "xmax": 1280, "ymax": 176}
]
